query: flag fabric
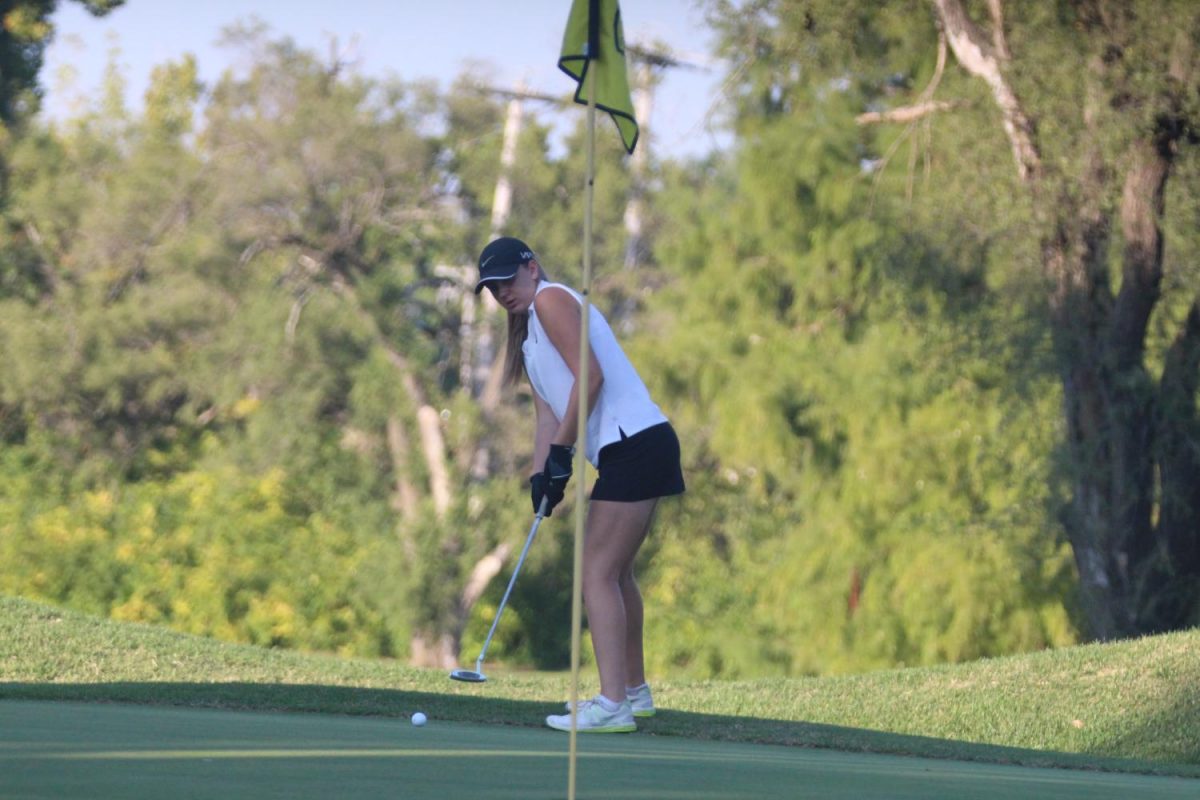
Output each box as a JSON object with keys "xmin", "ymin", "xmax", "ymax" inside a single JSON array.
[{"xmin": 558, "ymin": 0, "xmax": 638, "ymax": 154}]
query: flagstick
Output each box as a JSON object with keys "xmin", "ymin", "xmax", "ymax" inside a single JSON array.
[{"xmin": 567, "ymin": 57, "xmax": 597, "ymax": 800}]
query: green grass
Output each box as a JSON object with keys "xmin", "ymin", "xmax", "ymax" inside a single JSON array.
[{"xmin": 2, "ymin": 595, "xmax": 1198, "ymax": 779}]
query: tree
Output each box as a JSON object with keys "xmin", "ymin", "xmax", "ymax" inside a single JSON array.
[
  {"xmin": 0, "ymin": 21, "xmax": 637, "ymax": 670},
  {"xmin": 1, "ymin": 1, "xmax": 126, "ymax": 298},
  {"xmin": 709, "ymin": 0, "xmax": 1200, "ymax": 639},
  {"xmin": 639, "ymin": 90, "xmax": 1076, "ymax": 675},
  {"xmin": 0, "ymin": 1, "xmax": 123, "ymax": 125}
]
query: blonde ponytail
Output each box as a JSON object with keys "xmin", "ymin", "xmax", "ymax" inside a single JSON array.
[{"xmin": 503, "ymin": 311, "xmax": 529, "ymax": 386}]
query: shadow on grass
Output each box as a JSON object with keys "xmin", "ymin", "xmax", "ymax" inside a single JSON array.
[
  {"xmin": 1093, "ymin": 682, "xmax": 1200, "ymax": 767},
  {"xmin": 1, "ymin": 681, "xmax": 1197, "ymax": 780}
]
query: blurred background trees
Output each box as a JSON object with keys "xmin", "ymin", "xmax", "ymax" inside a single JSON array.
[
  {"xmin": 0, "ymin": 1, "xmax": 123, "ymax": 126},
  {"xmin": 1, "ymin": 1, "xmax": 1197, "ymax": 678},
  {"xmin": 699, "ymin": 0, "xmax": 1200, "ymax": 643}
]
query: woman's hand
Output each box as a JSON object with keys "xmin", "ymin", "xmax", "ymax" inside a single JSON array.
[{"xmin": 530, "ymin": 443, "xmax": 574, "ymax": 516}]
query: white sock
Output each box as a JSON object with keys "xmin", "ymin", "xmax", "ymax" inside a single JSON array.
[
  {"xmin": 626, "ymin": 683, "xmax": 648, "ymax": 694},
  {"xmin": 596, "ymin": 694, "xmax": 622, "ymax": 712}
]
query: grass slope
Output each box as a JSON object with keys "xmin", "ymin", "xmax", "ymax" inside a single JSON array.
[{"xmin": 1, "ymin": 596, "xmax": 1197, "ymax": 778}]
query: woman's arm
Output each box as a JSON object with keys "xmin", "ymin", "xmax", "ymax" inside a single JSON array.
[
  {"xmin": 530, "ymin": 390, "xmax": 560, "ymax": 479},
  {"xmin": 534, "ymin": 286, "xmax": 604, "ymax": 448}
]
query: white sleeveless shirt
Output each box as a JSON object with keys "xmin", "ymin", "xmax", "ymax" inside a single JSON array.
[{"xmin": 523, "ymin": 282, "xmax": 668, "ymax": 466}]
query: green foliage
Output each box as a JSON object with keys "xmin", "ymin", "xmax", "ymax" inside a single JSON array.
[
  {"xmin": 0, "ymin": 27, "xmax": 449, "ymax": 660},
  {"xmin": 691, "ymin": 0, "xmax": 1200, "ymax": 646},
  {"xmin": 0, "ymin": 456, "xmax": 392, "ymax": 655},
  {"xmin": 10, "ymin": 4, "xmax": 1195, "ymax": 680},
  {"xmin": 0, "ymin": 1, "xmax": 123, "ymax": 124},
  {"xmin": 0, "ymin": 23, "xmax": 638, "ymax": 671},
  {"xmin": 629, "ymin": 49, "xmax": 1079, "ymax": 675}
]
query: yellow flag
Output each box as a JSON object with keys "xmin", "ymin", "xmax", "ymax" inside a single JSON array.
[{"xmin": 558, "ymin": 0, "xmax": 638, "ymax": 154}]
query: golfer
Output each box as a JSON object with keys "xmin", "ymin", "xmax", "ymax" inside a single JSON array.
[{"xmin": 474, "ymin": 236, "xmax": 684, "ymax": 733}]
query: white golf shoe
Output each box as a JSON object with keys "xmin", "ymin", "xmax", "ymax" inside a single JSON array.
[
  {"xmin": 564, "ymin": 684, "xmax": 656, "ymax": 718},
  {"xmin": 546, "ymin": 696, "xmax": 636, "ymax": 733},
  {"xmin": 625, "ymin": 683, "xmax": 656, "ymax": 718}
]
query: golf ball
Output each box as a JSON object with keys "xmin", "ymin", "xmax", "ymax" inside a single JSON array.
[{"xmin": 411, "ymin": 712, "xmax": 427, "ymax": 727}]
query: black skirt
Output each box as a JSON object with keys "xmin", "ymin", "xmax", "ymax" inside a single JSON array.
[{"xmin": 591, "ymin": 422, "xmax": 686, "ymax": 503}]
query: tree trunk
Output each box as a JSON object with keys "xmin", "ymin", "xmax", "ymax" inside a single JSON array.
[
  {"xmin": 1052, "ymin": 285, "xmax": 1156, "ymax": 639},
  {"xmin": 1152, "ymin": 299, "xmax": 1200, "ymax": 630},
  {"xmin": 408, "ymin": 631, "xmax": 458, "ymax": 669},
  {"xmin": 1049, "ymin": 131, "xmax": 1176, "ymax": 639},
  {"xmin": 930, "ymin": 0, "xmax": 1196, "ymax": 638},
  {"xmin": 408, "ymin": 541, "xmax": 513, "ymax": 669},
  {"xmin": 623, "ymin": 60, "xmax": 654, "ymax": 272}
]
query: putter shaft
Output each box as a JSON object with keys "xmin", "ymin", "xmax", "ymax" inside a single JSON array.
[{"xmin": 450, "ymin": 499, "xmax": 549, "ymax": 682}]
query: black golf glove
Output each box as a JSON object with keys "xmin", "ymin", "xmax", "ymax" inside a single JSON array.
[
  {"xmin": 529, "ymin": 473, "xmax": 550, "ymax": 516},
  {"xmin": 530, "ymin": 443, "xmax": 574, "ymax": 516}
]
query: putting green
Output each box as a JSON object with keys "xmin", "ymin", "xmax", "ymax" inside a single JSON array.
[{"xmin": 1, "ymin": 701, "xmax": 1194, "ymax": 799}]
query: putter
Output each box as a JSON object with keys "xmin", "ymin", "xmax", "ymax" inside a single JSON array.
[{"xmin": 450, "ymin": 498, "xmax": 549, "ymax": 683}]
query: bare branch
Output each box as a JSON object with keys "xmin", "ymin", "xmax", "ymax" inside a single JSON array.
[
  {"xmin": 327, "ymin": 275, "xmax": 453, "ymax": 519},
  {"xmin": 931, "ymin": 0, "xmax": 1041, "ymax": 182},
  {"xmin": 21, "ymin": 221, "xmax": 60, "ymax": 295},
  {"xmin": 627, "ymin": 43, "xmax": 706, "ymax": 71},
  {"xmin": 470, "ymin": 84, "xmax": 570, "ymax": 108},
  {"xmin": 417, "ymin": 405, "xmax": 452, "ymax": 516},
  {"xmin": 284, "ymin": 288, "xmax": 309, "ymax": 346},
  {"xmin": 386, "ymin": 414, "xmax": 420, "ymax": 531},
  {"xmin": 856, "ymin": 99, "xmax": 962, "ymax": 125},
  {"xmin": 923, "ymin": 28, "xmax": 949, "ymax": 101},
  {"xmin": 457, "ymin": 542, "xmax": 514, "ymax": 619},
  {"xmin": 859, "ymin": 30, "xmax": 953, "ymax": 127},
  {"xmin": 987, "ymin": 0, "xmax": 1012, "ymax": 61},
  {"xmin": 862, "ymin": 31, "xmax": 954, "ymax": 207}
]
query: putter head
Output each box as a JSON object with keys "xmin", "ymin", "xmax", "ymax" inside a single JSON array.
[{"xmin": 449, "ymin": 668, "xmax": 486, "ymax": 683}]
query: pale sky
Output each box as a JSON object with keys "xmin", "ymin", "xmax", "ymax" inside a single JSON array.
[{"xmin": 42, "ymin": 0, "xmax": 731, "ymax": 160}]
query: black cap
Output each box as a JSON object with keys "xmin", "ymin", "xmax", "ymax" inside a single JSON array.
[{"xmin": 475, "ymin": 237, "xmax": 536, "ymax": 294}]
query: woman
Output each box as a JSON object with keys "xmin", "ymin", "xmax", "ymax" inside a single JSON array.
[{"xmin": 474, "ymin": 236, "xmax": 685, "ymax": 733}]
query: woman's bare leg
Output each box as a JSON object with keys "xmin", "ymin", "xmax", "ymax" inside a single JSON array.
[
  {"xmin": 582, "ymin": 497, "xmax": 658, "ymax": 704},
  {"xmin": 618, "ymin": 504, "xmax": 657, "ymax": 688}
]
